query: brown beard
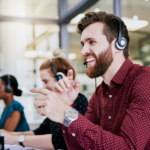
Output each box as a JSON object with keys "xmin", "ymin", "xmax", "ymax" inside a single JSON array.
[{"xmin": 86, "ymin": 45, "xmax": 113, "ymax": 78}]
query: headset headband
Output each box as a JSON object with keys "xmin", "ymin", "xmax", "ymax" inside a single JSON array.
[
  {"xmin": 50, "ymin": 59, "xmax": 57, "ymax": 77},
  {"xmin": 116, "ymin": 18, "xmax": 122, "ymax": 46},
  {"xmin": 115, "ymin": 17, "xmax": 127, "ymax": 50}
]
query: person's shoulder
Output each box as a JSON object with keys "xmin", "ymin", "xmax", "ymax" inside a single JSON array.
[
  {"xmin": 11, "ymin": 100, "xmax": 23, "ymax": 107},
  {"xmin": 130, "ymin": 63, "xmax": 150, "ymax": 77},
  {"xmin": 9, "ymin": 100, "xmax": 24, "ymax": 111},
  {"xmin": 129, "ymin": 65, "xmax": 150, "ymax": 92},
  {"xmin": 129, "ymin": 64, "xmax": 150, "ymax": 81}
]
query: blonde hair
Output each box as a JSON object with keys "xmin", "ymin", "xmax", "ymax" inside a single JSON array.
[{"xmin": 53, "ymin": 48, "xmax": 67, "ymax": 59}]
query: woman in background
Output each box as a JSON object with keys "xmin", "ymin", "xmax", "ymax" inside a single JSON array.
[
  {"xmin": 1, "ymin": 49, "xmax": 88, "ymax": 150},
  {"xmin": 0, "ymin": 75, "xmax": 29, "ymax": 132}
]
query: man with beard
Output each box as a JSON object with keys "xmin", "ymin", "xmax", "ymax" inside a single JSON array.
[{"xmin": 31, "ymin": 11, "xmax": 150, "ymax": 149}]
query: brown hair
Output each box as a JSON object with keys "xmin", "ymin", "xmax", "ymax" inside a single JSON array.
[
  {"xmin": 77, "ymin": 11, "xmax": 130, "ymax": 59},
  {"xmin": 40, "ymin": 58, "xmax": 76, "ymax": 80}
]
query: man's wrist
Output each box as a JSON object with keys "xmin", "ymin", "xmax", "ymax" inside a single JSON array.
[
  {"xmin": 60, "ymin": 106, "xmax": 72, "ymax": 124},
  {"xmin": 66, "ymin": 99, "xmax": 74, "ymax": 106}
]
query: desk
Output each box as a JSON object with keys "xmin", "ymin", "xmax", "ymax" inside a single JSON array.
[{"xmin": 5, "ymin": 144, "xmax": 43, "ymax": 150}]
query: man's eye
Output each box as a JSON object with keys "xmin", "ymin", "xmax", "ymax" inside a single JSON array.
[{"xmin": 90, "ymin": 41, "xmax": 95, "ymax": 44}]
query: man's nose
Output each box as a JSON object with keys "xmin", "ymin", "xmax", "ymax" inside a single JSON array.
[{"xmin": 81, "ymin": 44, "xmax": 90, "ymax": 56}]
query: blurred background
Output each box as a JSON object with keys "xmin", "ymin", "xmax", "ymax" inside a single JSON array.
[{"xmin": 0, "ymin": 0, "xmax": 150, "ymax": 129}]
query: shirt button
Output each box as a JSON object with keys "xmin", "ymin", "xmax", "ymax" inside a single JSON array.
[
  {"xmin": 109, "ymin": 95, "xmax": 112, "ymax": 98},
  {"xmin": 72, "ymin": 133, "xmax": 76, "ymax": 136},
  {"xmin": 108, "ymin": 116, "xmax": 111, "ymax": 119},
  {"xmin": 63, "ymin": 130, "xmax": 65, "ymax": 133}
]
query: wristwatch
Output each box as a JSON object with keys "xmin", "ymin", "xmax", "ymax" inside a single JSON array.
[
  {"xmin": 18, "ymin": 135, "xmax": 25, "ymax": 147},
  {"xmin": 63, "ymin": 109, "xmax": 78, "ymax": 127}
]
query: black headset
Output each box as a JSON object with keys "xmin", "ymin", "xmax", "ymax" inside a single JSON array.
[
  {"xmin": 5, "ymin": 75, "xmax": 12, "ymax": 93},
  {"xmin": 115, "ymin": 18, "xmax": 127, "ymax": 50},
  {"xmin": 50, "ymin": 59, "xmax": 64, "ymax": 82}
]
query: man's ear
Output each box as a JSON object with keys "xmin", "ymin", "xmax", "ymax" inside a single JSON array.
[{"xmin": 111, "ymin": 38, "xmax": 121, "ymax": 54}]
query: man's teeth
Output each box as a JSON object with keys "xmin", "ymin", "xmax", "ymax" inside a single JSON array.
[{"xmin": 86, "ymin": 58, "xmax": 95, "ymax": 63}]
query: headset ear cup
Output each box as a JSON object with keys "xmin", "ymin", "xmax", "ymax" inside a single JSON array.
[
  {"xmin": 115, "ymin": 38, "xmax": 127, "ymax": 50},
  {"xmin": 5, "ymin": 85, "xmax": 12, "ymax": 93},
  {"xmin": 5, "ymin": 75, "xmax": 12, "ymax": 93},
  {"xmin": 115, "ymin": 40, "xmax": 120, "ymax": 50},
  {"xmin": 56, "ymin": 72, "xmax": 64, "ymax": 82},
  {"xmin": 121, "ymin": 37, "xmax": 127, "ymax": 48}
]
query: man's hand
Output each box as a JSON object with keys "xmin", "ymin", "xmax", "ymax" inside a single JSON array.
[
  {"xmin": 54, "ymin": 69, "xmax": 80, "ymax": 105},
  {"xmin": 30, "ymin": 88, "xmax": 72, "ymax": 123}
]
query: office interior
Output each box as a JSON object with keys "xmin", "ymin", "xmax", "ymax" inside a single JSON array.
[{"xmin": 0, "ymin": 0, "xmax": 150, "ymax": 130}]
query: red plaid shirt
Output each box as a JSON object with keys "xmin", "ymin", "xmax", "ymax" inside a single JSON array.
[{"xmin": 60, "ymin": 59, "xmax": 150, "ymax": 150}]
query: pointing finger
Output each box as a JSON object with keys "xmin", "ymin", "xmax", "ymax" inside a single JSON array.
[
  {"xmin": 54, "ymin": 83, "xmax": 64, "ymax": 92},
  {"xmin": 73, "ymin": 79, "xmax": 80, "ymax": 94},
  {"xmin": 67, "ymin": 69, "xmax": 74, "ymax": 81},
  {"xmin": 30, "ymin": 88, "xmax": 53, "ymax": 96},
  {"xmin": 35, "ymin": 95, "xmax": 46, "ymax": 101}
]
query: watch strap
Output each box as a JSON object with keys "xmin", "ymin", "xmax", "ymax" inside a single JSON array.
[
  {"xmin": 19, "ymin": 142, "xmax": 25, "ymax": 147},
  {"xmin": 63, "ymin": 117, "xmax": 72, "ymax": 127}
]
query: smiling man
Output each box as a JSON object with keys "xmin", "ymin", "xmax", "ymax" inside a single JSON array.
[{"xmin": 32, "ymin": 11, "xmax": 150, "ymax": 149}]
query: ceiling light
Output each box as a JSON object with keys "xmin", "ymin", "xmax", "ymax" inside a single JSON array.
[
  {"xmin": 94, "ymin": 8, "xmax": 100, "ymax": 12},
  {"xmin": 122, "ymin": 17, "xmax": 149, "ymax": 31},
  {"xmin": 132, "ymin": 60, "xmax": 143, "ymax": 66},
  {"xmin": 67, "ymin": 25, "xmax": 76, "ymax": 32},
  {"xmin": 145, "ymin": 0, "xmax": 148, "ymax": 1},
  {"xmin": 25, "ymin": 50, "xmax": 52, "ymax": 59},
  {"xmin": 25, "ymin": 51, "xmax": 37, "ymax": 58},
  {"xmin": 70, "ymin": 14, "xmax": 85, "ymax": 24},
  {"xmin": 141, "ymin": 45, "xmax": 150, "ymax": 53},
  {"xmin": 68, "ymin": 53, "xmax": 77, "ymax": 60},
  {"xmin": 145, "ymin": 56, "xmax": 150, "ymax": 61},
  {"xmin": 133, "ymin": 15, "xmax": 138, "ymax": 20}
]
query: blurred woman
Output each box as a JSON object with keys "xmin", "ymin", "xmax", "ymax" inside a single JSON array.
[
  {"xmin": 0, "ymin": 75, "xmax": 29, "ymax": 132},
  {"xmin": 1, "ymin": 54, "xmax": 88, "ymax": 149}
]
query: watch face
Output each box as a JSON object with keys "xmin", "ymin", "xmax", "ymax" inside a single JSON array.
[
  {"xmin": 19, "ymin": 135, "xmax": 25, "ymax": 142},
  {"xmin": 66, "ymin": 109, "xmax": 78, "ymax": 119}
]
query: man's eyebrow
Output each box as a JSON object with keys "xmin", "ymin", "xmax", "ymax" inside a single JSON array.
[{"xmin": 81, "ymin": 38, "xmax": 96, "ymax": 44}]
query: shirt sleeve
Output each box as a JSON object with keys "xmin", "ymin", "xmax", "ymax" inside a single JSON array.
[
  {"xmin": 74, "ymin": 93, "xmax": 89, "ymax": 116},
  {"xmin": 7, "ymin": 101, "xmax": 24, "ymax": 117},
  {"xmin": 33, "ymin": 118, "xmax": 51, "ymax": 135},
  {"xmin": 64, "ymin": 73, "xmax": 150, "ymax": 149},
  {"xmin": 52, "ymin": 126, "xmax": 68, "ymax": 150},
  {"xmin": 34, "ymin": 118, "xmax": 68, "ymax": 149}
]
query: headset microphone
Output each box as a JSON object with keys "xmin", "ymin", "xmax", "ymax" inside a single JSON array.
[{"xmin": 83, "ymin": 62, "xmax": 86, "ymax": 65}]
